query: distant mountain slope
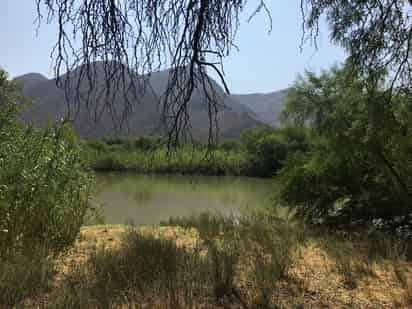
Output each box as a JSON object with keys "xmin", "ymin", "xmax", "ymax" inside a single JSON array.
[
  {"xmin": 14, "ymin": 73, "xmax": 49, "ymax": 93},
  {"xmin": 232, "ymin": 89, "xmax": 288, "ymax": 126},
  {"xmin": 13, "ymin": 63, "xmax": 263, "ymax": 139}
]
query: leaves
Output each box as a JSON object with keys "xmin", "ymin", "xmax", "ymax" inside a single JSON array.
[
  {"xmin": 0, "ymin": 70, "xmax": 93, "ymax": 257},
  {"xmin": 278, "ymin": 66, "xmax": 412, "ymax": 228}
]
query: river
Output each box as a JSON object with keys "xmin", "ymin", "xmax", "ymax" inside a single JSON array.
[{"xmin": 93, "ymin": 173, "xmax": 276, "ymax": 225}]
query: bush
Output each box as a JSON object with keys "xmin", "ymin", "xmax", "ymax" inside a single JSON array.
[
  {"xmin": 86, "ymin": 139, "xmax": 109, "ymax": 152},
  {"xmin": 219, "ymin": 139, "xmax": 241, "ymax": 152},
  {"xmin": 241, "ymin": 126, "xmax": 309, "ymax": 177},
  {"xmin": 0, "ymin": 71, "xmax": 92, "ymax": 257}
]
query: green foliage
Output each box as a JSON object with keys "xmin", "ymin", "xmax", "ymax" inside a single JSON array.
[
  {"xmin": 219, "ymin": 139, "xmax": 241, "ymax": 152},
  {"xmin": 241, "ymin": 126, "xmax": 310, "ymax": 177},
  {"xmin": 0, "ymin": 70, "xmax": 92, "ymax": 257},
  {"xmin": 85, "ymin": 129, "xmax": 310, "ymax": 178},
  {"xmin": 278, "ymin": 66, "xmax": 412, "ymax": 228},
  {"xmin": 0, "ymin": 71, "xmax": 21, "ymax": 131},
  {"xmin": 99, "ymin": 136, "xmax": 162, "ymax": 152},
  {"xmin": 302, "ymin": 0, "xmax": 411, "ymax": 95},
  {"xmin": 86, "ymin": 141, "xmax": 249, "ymax": 176}
]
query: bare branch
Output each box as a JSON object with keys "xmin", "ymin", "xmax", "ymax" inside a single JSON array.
[{"xmin": 34, "ymin": 0, "xmax": 272, "ymax": 146}]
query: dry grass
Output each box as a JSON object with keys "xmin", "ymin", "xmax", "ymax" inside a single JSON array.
[
  {"xmin": 0, "ymin": 250, "xmax": 54, "ymax": 308},
  {"xmin": 5, "ymin": 219, "xmax": 412, "ymax": 308}
]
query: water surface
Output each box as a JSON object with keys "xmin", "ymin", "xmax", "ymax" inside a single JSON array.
[{"xmin": 94, "ymin": 173, "xmax": 276, "ymax": 225}]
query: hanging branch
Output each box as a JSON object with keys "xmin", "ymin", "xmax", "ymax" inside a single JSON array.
[
  {"xmin": 300, "ymin": 0, "xmax": 412, "ymax": 94},
  {"xmin": 35, "ymin": 0, "xmax": 271, "ymax": 146}
]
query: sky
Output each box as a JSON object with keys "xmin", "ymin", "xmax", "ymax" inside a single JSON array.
[{"xmin": 0, "ymin": 1, "xmax": 345, "ymax": 94}]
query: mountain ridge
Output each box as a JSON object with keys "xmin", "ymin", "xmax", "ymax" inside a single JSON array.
[
  {"xmin": 13, "ymin": 62, "xmax": 282, "ymax": 139},
  {"xmin": 232, "ymin": 89, "xmax": 288, "ymax": 126}
]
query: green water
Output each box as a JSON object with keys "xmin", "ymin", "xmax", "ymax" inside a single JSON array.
[{"xmin": 93, "ymin": 173, "xmax": 276, "ymax": 225}]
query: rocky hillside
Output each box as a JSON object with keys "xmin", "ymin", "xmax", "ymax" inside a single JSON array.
[
  {"xmin": 14, "ymin": 62, "xmax": 263, "ymax": 139},
  {"xmin": 232, "ymin": 89, "xmax": 288, "ymax": 126}
]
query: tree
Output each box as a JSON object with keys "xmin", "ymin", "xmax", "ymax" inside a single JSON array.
[
  {"xmin": 301, "ymin": 0, "xmax": 412, "ymax": 94},
  {"xmin": 278, "ymin": 65, "xmax": 412, "ymax": 228}
]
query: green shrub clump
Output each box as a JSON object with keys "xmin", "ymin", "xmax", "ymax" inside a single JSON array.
[
  {"xmin": 278, "ymin": 66, "xmax": 412, "ymax": 229},
  {"xmin": 0, "ymin": 70, "xmax": 92, "ymax": 257}
]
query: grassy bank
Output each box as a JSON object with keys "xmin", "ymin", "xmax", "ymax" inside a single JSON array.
[
  {"xmin": 83, "ymin": 128, "xmax": 307, "ymax": 177},
  {"xmin": 4, "ymin": 213, "xmax": 412, "ymax": 308},
  {"xmin": 86, "ymin": 144, "xmax": 249, "ymax": 176}
]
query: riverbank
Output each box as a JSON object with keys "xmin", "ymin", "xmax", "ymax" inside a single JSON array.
[
  {"xmin": 83, "ymin": 131, "xmax": 298, "ymax": 177},
  {"xmin": 87, "ymin": 146, "xmax": 250, "ymax": 176},
  {"xmin": 16, "ymin": 217, "xmax": 412, "ymax": 308}
]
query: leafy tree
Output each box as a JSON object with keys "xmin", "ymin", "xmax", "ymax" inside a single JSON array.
[
  {"xmin": 302, "ymin": 0, "xmax": 412, "ymax": 93},
  {"xmin": 278, "ymin": 66, "xmax": 412, "ymax": 227}
]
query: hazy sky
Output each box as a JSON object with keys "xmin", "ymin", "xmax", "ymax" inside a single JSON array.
[{"xmin": 0, "ymin": 1, "xmax": 345, "ymax": 94}]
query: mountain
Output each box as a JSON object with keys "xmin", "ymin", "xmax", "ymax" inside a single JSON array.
[
  {"xmin": 13, "ymin": 62, "xmax": 263, "ymax": 139},
  {"xmin": 14, "ymin": 73, "xmax": 49, "ymax": 92},
  {"xmin": 232, "ymin": 89, "xmax": 288, "ymax": 126}
]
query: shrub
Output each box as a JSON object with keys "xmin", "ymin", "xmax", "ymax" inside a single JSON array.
[
  {"xmin": 219, "ymin": 139, "xmax": 241, "ymax": 152},
  {"xmin": 0, "ymin": 71, "xmax": 92, "ymax": 257},
  {"xmin": 241, "ymin": 126, "xmax": 309, "ymax": 177},
  {"xmin": 85, "ymin": 139, "xmax": 109, "ymax": 152}
]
